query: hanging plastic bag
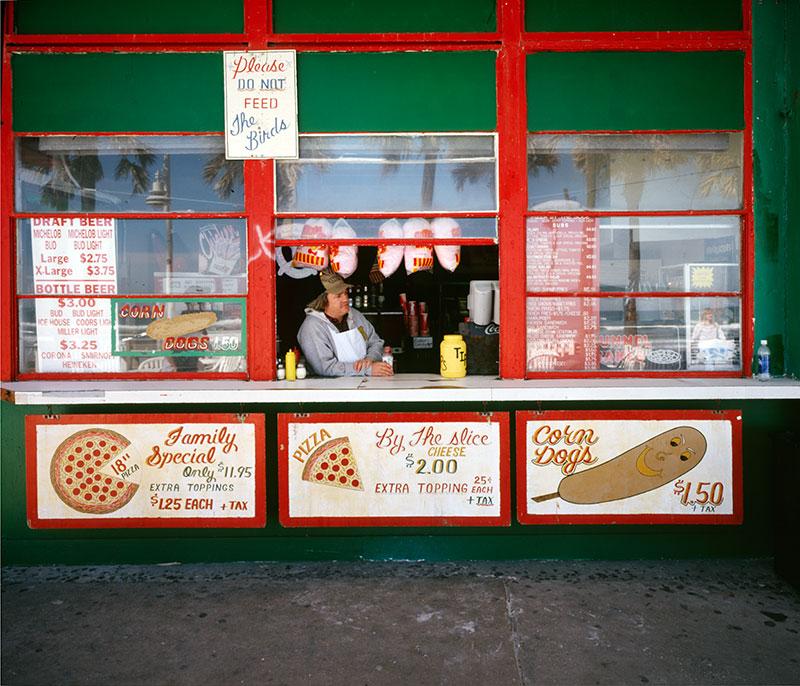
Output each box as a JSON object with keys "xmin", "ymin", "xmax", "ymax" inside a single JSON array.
[
  {"xmin": 376, "ymin": 219, "xmax": 404, "ymax": 278},
  {"xmin": 403, "ymin": 217, "xmax": 434, "ymax": 275},
  {"xmin": 431, "ymin": 217, "xmax": 461, "ymax": 272},
  {"xmin": 329, "ymin": 219, "xmax": 358, "ymax": 278},
  {"xmin": 293, "ymin": 218, "xmax": 331, "ymax": 271}
]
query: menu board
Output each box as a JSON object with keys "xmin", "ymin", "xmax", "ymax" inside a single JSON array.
[
  {"xmin": 224, "ymin": 50, "xmax": 298, "ymax": 159},
  {"xmin": 517, "ymin": 410, "xmax": 742, "ymax": 524},
  {"xmin": 526, "ymin": 217, "xmax": 600, "ymax": 372},
  {"xmin": 26, "ymin": 414, "xmax": 266, "ymax": 528},
  {"xmin": 279, "ymin": 412, "xmax": 510, "ymax": 527},
  {"xmin": 30, "ymin": 217, "xmax": 119, "ymax": 373}
]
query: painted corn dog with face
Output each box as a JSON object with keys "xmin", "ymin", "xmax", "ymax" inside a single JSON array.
[{"xmin": 533, "ymin": 426, "xmax": 707, "ymax": 504}]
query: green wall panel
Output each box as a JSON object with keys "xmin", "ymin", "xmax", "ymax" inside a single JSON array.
[
  {"xmin": 2, "ymin": 399, "xmax": 793, "ymax": 565},
  {"xmin": 274, "ymin": 0, "xmax": 495, "ymax": 34},
  {"xmin": 297, "ymin": 52, "xmax": 496, "ymax": 132},
  {"xmin": 12, "ymin": 53, "xmax": 223, "ymax": 133},
  {"xmin": 525, "ymin": 0, "xmax": 741, "ymax": 32},
  {"xmin": 14, "ymin": 0, "xmax": 243, "ymax": 34},
  {"xmin": 527, "ymin": 52, "xmax": 744, "ymax": 131}
]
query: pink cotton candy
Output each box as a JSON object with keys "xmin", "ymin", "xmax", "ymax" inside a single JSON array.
[
  {"xmin": 377, "ymin": 219, "xmax": 404, "ymax": 278},
  {"xmin": 431, "ymin": 217, "xmax": 461, "ymax": 272},
  {"xmin": 403, "ymin": 217, "xmax": 434, "ymax": 274},
  {"xmin": 293, "ymin": 218, "xmax": 331, "ymax": 271},
  {"xmin": 329, "ymin": 219, "xmax": 358, "ymax": 278}
]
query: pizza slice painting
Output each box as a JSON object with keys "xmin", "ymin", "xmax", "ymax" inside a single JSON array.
[
  {"xmin": 301, "ymin": 436, "xmax": 364, "ymax": 491},
  {"xmin": 49, "ymin": 428, "xmax": 139, "ymax": 515}
]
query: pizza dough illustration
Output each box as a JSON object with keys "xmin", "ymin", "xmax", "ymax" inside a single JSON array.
[
  {"xmin": 145, "ymin": 312, "xmax": 217, "ymax": 340},
  {"xmin": 533, "ymin": 426, "xmax": 707, "ymax": 505},
  {"xmin": 50, "ymin": 428, "xmax": 139, "ymax": 514},
  {"xmin": 301, "ymin": 437, "xmax": 364, "ymax": 491}
]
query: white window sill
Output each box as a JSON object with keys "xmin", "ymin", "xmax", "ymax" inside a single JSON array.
[{"xmin": 3, "ymin": 375, "xmax": 800, "ymax": 405}]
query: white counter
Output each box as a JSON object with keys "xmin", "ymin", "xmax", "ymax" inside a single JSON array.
[{"xmin": 3, "ymin": 375, "xmax": 800, "ymax": 405}]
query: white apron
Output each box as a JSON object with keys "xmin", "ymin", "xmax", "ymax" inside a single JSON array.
[{"xmin": 331, "ymin": 326, "xmax": 367, "ymax": 364}]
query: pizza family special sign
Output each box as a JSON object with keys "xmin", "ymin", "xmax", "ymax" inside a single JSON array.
[
  {"xmin": 278, "ymin": 413, "xmax": 510, "ymax": 526},
  {"xmin": 517, "ymin": 410, "xmax": 742, "ymax": 524},
  {"xmin": 26, "ymin": 414, "xmax": 265, "ymax": 528}
]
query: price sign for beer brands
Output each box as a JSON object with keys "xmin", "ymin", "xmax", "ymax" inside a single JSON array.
[
  {"xmin": 278, "ymin": 412, "xmax": 510, "ymax": 527},
  {"xmin": 26, "ymin": 414, "xmax": 266, "ymax": 528},
  {"xmin": 224, "ymin": 50, "xmax": 298, "ymax": 159},
  {"xmin": 516, "ymin": 410, "xmax": 742, "ymax": 525},
  {"xmin": 30, "ymin": 217, "xmax": 119, "ymax": 373}
]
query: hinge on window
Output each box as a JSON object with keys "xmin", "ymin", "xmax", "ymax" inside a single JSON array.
[{"xmin": 295, "ymin": 413, "xmax": 310, "ymax": 418}]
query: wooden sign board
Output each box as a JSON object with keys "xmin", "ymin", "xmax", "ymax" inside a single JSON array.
[
  {"xmin": 279, "ymin": 412, "xmax": 510, "ymax": 527},
  {"xmin": 517, "ymin": 410, "xmax": 742, "ymax": 524}
]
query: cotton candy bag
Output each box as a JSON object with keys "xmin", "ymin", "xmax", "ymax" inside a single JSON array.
[
  {"xmin": 329, "ymin": 219, "xmax": 358, "ymax": 278},
  {"xmin": 403, "ymin": 217, "xmax": 434, "ymax": 275},
  {"xmin": 376, "ymin": 219, "xmax": 404, "ymax": 278},
  {"xmin": 292, "ymin": 218, "xmax": 331, "ymax": 271},
  {"xmin": 431, "ymin": 217, "xmax": 461, "ymax": 272}
]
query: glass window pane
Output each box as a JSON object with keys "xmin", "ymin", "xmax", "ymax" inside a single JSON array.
[
  {"xmin": 527, "ymin": 133, "xmax": 742, "ymax": 211},
  {"xmin": 526, "ymin": 296, "xmax": 741, "ymax": 372},
  {"xmin": 526, "ymin": 215, "xmax": 740, "ymax": 292},
  {"xmin": 17, "ymin": 219, "xmax": 247, "ymax": 295},
  {"xmin": 276, "ymin": 217, "xmax": 497, "ymax": 241},
  {"xmin": 19, "ymin": 298, "xmax": 246, "ymax": 374},
  {"xmin": 276, "ymin": 134, "xmax": 497, "ymax": 213},
  {"xmin": 16, "ymin": 136, "xmax": 244, "ymax": 213}
]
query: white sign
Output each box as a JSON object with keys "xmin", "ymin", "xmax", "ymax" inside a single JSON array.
[
  {"xmin": 35, "ymin": 297, "xmax": 121, "ymax": 373},
  {"xmin": 281, "ymin": 415, "xmax": 509, "ymax": 525},
  {"xmin": 30, "ymin": 217, "xmax": 119, "ymax": 373},
  {"xmin": 519, "ymin": 412, "xmax": 741, "ymax": 523},
  {"xmin": 30, "ymin": 217, "xmax": 117, "ymax": 296},
  {"xmin": 30, "ymin": 418, "xmax": 262, "ymax": 525},
  {"xmin": 224, "ymin": 50, "xmax": 298, "ymax": 159}
]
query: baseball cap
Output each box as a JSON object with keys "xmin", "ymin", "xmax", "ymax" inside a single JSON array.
[{"xmin": 319, "ymin": 268, "xmax": 352, "ymax": 295}]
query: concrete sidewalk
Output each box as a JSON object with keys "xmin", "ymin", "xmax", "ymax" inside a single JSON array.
[{"xmin": 2, "ymin": 559, "xmax": 799, "ymax": 686}]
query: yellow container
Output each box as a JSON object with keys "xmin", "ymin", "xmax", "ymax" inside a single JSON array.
[
  {"xmin": 440, "ymin": 334, "xmax": 467, "ymax": 378},
  {"xmin": 285, "ymin": 350, "xmax": 297, "ymax": 381}
]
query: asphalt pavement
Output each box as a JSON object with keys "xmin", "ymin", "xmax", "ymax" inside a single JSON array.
[{"xmin": 2, "ymin": 559, "xmax": 799, "ymax": 686}]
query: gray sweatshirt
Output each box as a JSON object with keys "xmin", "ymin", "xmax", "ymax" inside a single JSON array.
[{"xmin": 297, "ymin": 308, "xmax": 384, "ymax": 377}]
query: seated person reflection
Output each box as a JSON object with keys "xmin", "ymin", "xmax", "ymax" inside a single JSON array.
[
  {"xmin": 298, "ymin": 269, "xmax": 393, "ymax": 377},
  {"xmin": 692, "ymin": 308, "xmax": 726, "ymax": 341}
]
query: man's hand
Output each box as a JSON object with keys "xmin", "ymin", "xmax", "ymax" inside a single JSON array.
[
  {"xmin": 353, "ymin": 357, "xmax": 371, "ymax": 372},
  {"xmin": 368, "ymin": 361, "xmax": 393, "ymax": 377}
]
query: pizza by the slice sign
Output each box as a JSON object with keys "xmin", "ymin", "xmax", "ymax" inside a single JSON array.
[
  {"xmin": 301, "ymin": 437, "xmax": 364, "ymax": 491},
  {"xmin": 49, "ymin": 428, "xmax": 140, "ymax": 515}
]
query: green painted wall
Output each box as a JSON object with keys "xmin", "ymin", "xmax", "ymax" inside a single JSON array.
[
  {"xmin": 527, "ymin": 52, "xmax": 744, "ymax": 131},
  {"xmin": 273, "ymin": 0, "xmax": 496, "ymax": 34},
  {"xmin": 13, "ymin": 0, "xmax": 244, "ymax": 34},
  {"xmin": 1, "ymin": 399, "xmax": 795, "ymax": 565},
  {"xmin": 752, "ymin": 0, "xmax": 798, "ymax": 377},
  {"xmin": 525, "ymin": 0, "xmax": 742, "ymax": 32},
  {"xmin": 12, "ymin": 52, "xmax": 496, "ymax": 134}
]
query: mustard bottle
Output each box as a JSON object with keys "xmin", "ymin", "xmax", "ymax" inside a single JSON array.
[
  {"xmin": 285, "ymin": 349, "xmax": 297, "ymax": 381},
  {"xmin": 440, "ymin": 334, "xmax": 467, "ymax": 378}
]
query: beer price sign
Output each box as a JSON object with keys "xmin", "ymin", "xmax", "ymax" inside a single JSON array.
[
  {"xmin": 26, "ymin": 414, "xmax": 266, "ymax": 528},
  {"xmin": 278, "ymin": 412, "xmax": 510, "ymax": 527},
  {"xmin": 517, "ymin": 410, "xmax": 742, "ymax": 525}
]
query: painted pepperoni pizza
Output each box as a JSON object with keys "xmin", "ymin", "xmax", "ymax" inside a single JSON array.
[
  {"xmin": 49, "ymin": 428, "xmax": 139, "ymax": 515},
  {"xmin": 301, "ymin": 437, "xmax": 364, "ymax": 491}
]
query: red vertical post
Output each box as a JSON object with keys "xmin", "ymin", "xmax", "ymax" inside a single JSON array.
[
  {"xmin": 245, "ymin": 159, "xmax": 276, "ymax": 380},
  {"xmin": 497, "ymin": 0, "xmax": 527, "ymax": 378},
  {"xmin": 741, "ymin": 0, "xmax": 754, "ymax": 375}
]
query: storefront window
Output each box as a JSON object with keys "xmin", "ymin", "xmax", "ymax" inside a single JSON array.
[
  {"xmin": 276, "ymin": 134, "xmax": 497, "ymax": 213},
  {"xmin": 526, "ymin": 296, "xmax": 741, "ymax": 373},
  {"xmin": 16, "ymin": 136, "xmax": 244, "ymax": 213},
  {"xmin": 527, "ymin": 133, "xmax": 743, "ymax": 211},
  {"xmin": 14, "ymin": 135, "xmax": 247, "ymax": 376}
]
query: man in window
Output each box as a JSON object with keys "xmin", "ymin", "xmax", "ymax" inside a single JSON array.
[{"xmin": 298, "ymin": 269, "xmax": 393, "ymax": 377}]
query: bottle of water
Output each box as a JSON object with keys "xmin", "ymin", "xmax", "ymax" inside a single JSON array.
[{"xmin": 757, "ymin": 339, "xmax": 771, "ymax": 381}]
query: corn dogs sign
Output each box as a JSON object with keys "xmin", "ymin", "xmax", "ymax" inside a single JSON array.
[{"xmin": 517, "ymin": 411, "xmax": 742, "ymax": 524}]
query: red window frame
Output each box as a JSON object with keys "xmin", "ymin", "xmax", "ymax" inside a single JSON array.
[{"xmin": 0, "ymin": 0, "xmax": 753, "ymax": 382}]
